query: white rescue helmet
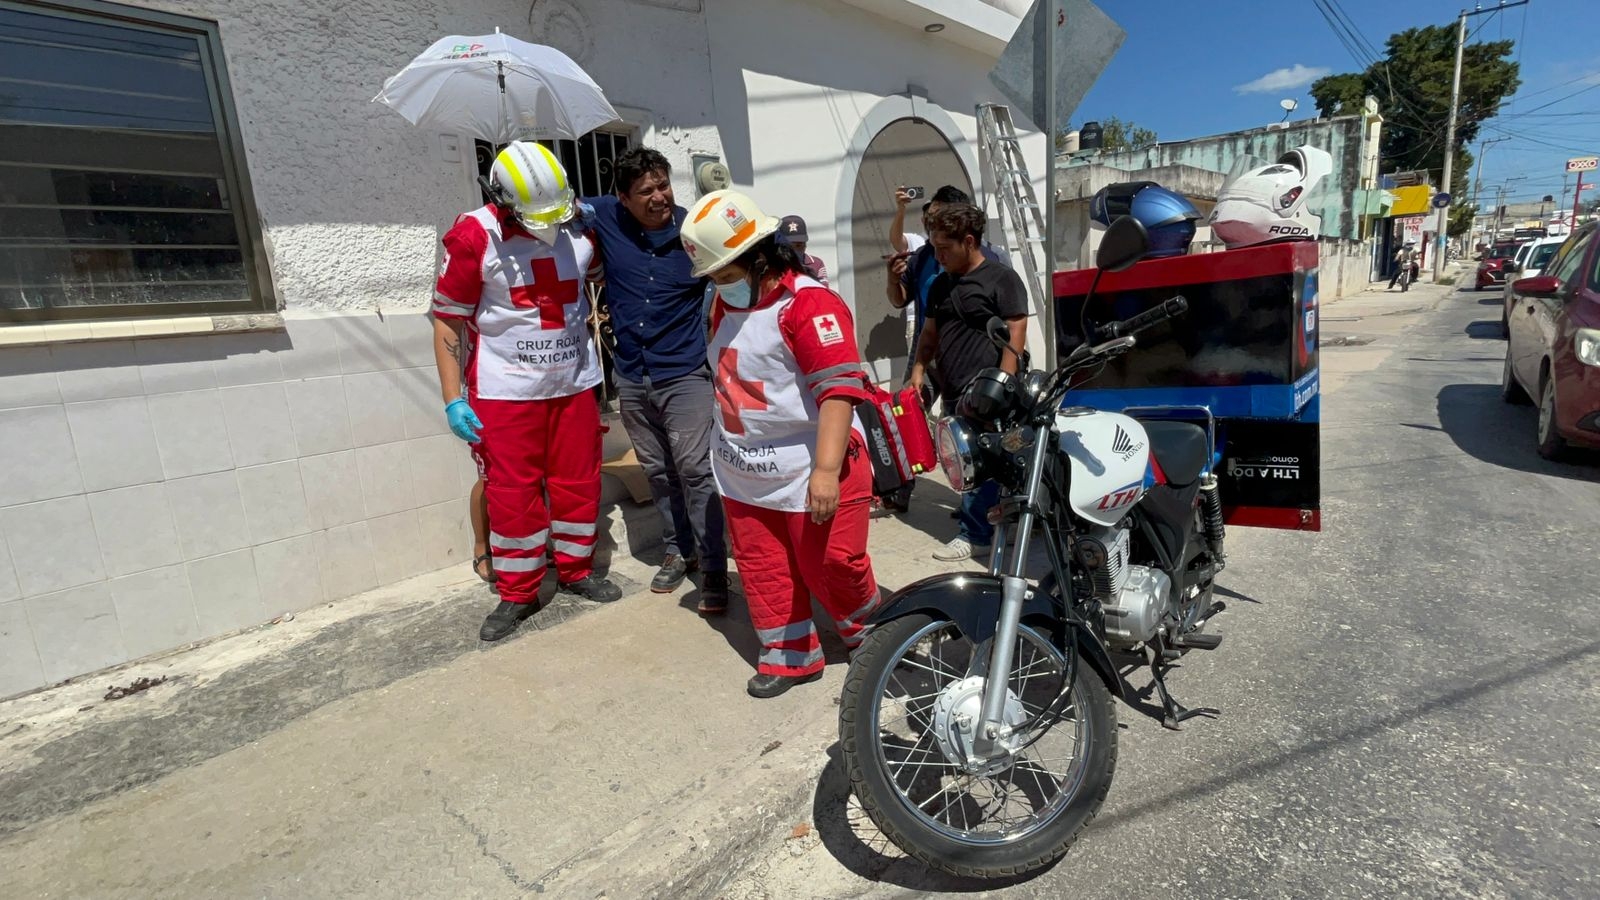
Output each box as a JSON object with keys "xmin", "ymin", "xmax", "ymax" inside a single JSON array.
[
  {"xmin": 680, "ymin": 189, "xmax": 781, "ymax": 277},
  {"xmin": 488, "ymin": 141, "xmax": 575, "ymax": 238},
  {"xmin": 1208, "ymin": 145, "xmax": 1334, "ymax": 249}
]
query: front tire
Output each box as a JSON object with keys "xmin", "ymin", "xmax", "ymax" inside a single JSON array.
[
  {"xmin": 1536, "ymin": 375, "xmax": 1569, "ymax": 460},
  {"xmin": 840, "ymin": 614, "xmax": 1118, "ymax": 879},
  {"xmin": 1502, "ymin": 351, "xmax": 1530, "ymax": 405}
]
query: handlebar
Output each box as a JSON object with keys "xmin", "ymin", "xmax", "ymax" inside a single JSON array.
[{"xmin": 1097, "ymin": 295, "xmax": 1189, "ymax": 341}]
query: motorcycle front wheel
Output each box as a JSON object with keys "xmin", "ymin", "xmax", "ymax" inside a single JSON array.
[{"xmin": 839, "ymin": 614, "xmax": 1117, "ymax": 879}]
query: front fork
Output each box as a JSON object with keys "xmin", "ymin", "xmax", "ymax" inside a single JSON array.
[{"xmin": 974, "ymin": 427, "xmax": 1052, "ymax": 756}]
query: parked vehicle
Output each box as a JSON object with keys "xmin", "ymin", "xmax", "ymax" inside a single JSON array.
[
  {"xmin": 1502, "ymin": 222, "xmax": 1600, "ymax": 459},
  {"xmin": 840, "ymin": 216, "xmax": 1229, "ymax": 878},
  {"xmin": 1502, "ymin": 235, "xmax": 1568, "ymax": 334},
  {"xmin": 1477, "ymin": 241, "xmax": 1524, "ymax": 290}
]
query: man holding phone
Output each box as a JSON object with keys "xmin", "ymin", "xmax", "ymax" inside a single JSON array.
[{"xmin": 881, "ymin": 185, "xmax": 1012, "ymax": 513}]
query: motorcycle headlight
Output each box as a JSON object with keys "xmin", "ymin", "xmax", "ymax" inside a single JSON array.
[
  {"xmin": 1577, "ymin": 328, "xmax": 1600, "ymax": 368},
  {"xmin": 936, "ymin": 417, "xmax": 975, "ymax": 494}
]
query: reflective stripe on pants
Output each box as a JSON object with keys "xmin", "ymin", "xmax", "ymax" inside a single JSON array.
[
  {"xmin": 724, "ymin": 439, "xmax": 878, "ymax": 677},
  {"xmin": 472, "ymin": 390, "xmax": 602, "ymax": 602}
]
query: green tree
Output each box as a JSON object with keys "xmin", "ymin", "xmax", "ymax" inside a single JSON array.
[
  {"xmin": 1059, "ymin": 115, "xmax": 1158, "ymax": 153},
  {"xmin": 1310, "ymin": 24, "xmax": 1521, "ymax": 236},
  {"xmin": 1100, "ymin": 115, "xmax": 1159, "ymax": 152}
]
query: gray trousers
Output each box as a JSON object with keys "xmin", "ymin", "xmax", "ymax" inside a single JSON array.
[{"xmin": 616, "ymin": 367, "xmax": 727, "ymax": 573}]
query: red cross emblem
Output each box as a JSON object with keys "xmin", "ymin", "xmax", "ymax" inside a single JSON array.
[
  {"xmin": 508, "ymin": 256, "xmax": 580, "ymax": 329},
  {"xmin": 714, "ymin": 347, "xmax": 767, "ymax": 435}
]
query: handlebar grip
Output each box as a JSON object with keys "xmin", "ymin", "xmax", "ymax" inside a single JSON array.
[{"xmin": 1103, "ymin": 295, "xmax": 1189, "ymax": 339}]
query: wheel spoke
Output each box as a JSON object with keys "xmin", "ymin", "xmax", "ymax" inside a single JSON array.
[
  {"xmin": 866, "ymin": 618, "xmax": 1087, "ymax": 848},
  {"xmin": 897, "ymin": 656, "xmax": 960, "ymax": 682}
]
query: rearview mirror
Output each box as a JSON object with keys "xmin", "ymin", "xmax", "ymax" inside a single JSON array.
[
  {"xmin": 1096, "ymin": 216, "xmax": 1149, "ymax": 273},
  {"xmin": 1514, "ymin": 275, "xmax": 1561, "ymax": 298},
  {"xmin": 1503, "ymin": 261, "xmax": 1521, "ymax": 274}
]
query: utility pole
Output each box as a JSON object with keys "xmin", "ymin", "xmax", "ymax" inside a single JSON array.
[
  {"xmin": 1434, "ymin": 1, "xmax": 1531, "ymax": 282},
  {"xmin": 1043, "ymin": 0, "xmax": 1057, "ymax": 369},
  {"xmin": 1472, "ymin": 136, "xmax": 1509, "ymax": 213}
]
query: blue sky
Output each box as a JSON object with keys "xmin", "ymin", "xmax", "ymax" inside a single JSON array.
[{"xmin": 1073, "ymin": 0, "xmax": 1600, "ymax": 209}]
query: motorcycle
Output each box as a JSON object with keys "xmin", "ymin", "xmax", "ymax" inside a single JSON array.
[{"xmin": 839, "ymin": 215, "xmax": 1229, "ymax": 879}]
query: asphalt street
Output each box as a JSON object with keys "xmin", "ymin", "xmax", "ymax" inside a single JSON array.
[
  {"xmin": 728, "ymin": 282, "xmax": 1600, "ymax": 899},
  {"xmin": 2, "ymin": 281, "xmax": 1596, "ymax": 900}
]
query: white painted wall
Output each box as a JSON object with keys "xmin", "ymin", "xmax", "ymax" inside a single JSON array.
[
  {"xmin": 134, "ymin": 0, "xmax": 722, "ymax": 313},
  {"xmin": 705, "ymin": 0, "xmax": 1046, "ymax": 370},
  {"xmin": 1, "ymin": 0, "xmax": 1042, "ymax": 696}
]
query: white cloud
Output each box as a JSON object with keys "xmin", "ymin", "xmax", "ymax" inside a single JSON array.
[{"xmin": 1234, "ymin": 64, "xmax": 1333, "ymax": 95}]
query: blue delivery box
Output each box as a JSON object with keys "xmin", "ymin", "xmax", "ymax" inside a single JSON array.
[{"xmin": 1053, "ymin": 241, "xmax": 1321, "ymax": 531}]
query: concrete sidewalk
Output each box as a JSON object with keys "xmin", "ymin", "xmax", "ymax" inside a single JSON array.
[
  {"xmin": 0, "ymin": 269, "xmax": 1463, "ymax": 899},
  {"xmin": 0, "ymin": 466, "xmax": 985, "ymax": 898}
]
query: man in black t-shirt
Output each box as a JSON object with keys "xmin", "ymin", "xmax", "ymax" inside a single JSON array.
[{"xmin": 908, "ymin": 203, "xmax": 1030, "ymax": 562}]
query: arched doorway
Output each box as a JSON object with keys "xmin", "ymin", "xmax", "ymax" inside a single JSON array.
[{"xmin": 849, "ymin": 118, "xmax": 972, "ymax": 382}]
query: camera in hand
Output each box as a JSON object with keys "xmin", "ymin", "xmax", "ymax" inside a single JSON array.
[{"xmin": 903, "ymin": 185, "xmax": 925, "ymax": 201}]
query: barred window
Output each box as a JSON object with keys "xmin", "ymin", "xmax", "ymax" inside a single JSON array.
[
  {"xmin": 0, "ymin": 0, "xmax": 270, "ymax": 322},
  {"xmin": 474, "ymin": 130, "xmax": 634, "ymax": 204}
]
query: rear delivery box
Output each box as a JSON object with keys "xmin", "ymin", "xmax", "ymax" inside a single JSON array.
[{"xmin": 1053, "ymin": 241, "xmax": 1321, "ymax": 531}]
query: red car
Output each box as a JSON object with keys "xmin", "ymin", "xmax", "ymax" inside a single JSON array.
[
  {"xmin": 1501, "ymin": 222, "xmax": 1600, "ymax": 459},
  {"xmin": 1477, "ymin": 240, "xmax": 1524, "ymax": 290}
]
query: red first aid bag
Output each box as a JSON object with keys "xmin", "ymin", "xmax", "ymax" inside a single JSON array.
[{"xmin": 856, "ymin": 384, "xmax": 937, "ymax": 497}]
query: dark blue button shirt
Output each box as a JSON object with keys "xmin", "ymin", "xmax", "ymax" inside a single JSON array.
[{"xmin": 584, "ymin": 195, "xmax": 709, "ymax": 384}]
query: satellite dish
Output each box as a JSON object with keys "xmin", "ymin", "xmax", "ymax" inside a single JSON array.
[{"xmin": 1279, "ymin": 98, "xmax": 1298, "ymax": 122}]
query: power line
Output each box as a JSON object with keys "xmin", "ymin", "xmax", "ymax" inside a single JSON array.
[
  {"xmin": 1502, "ymin": 70, "xmax": 1600, "ymax": 104},
  {"xmin": 1496, "ymin": 80, "xmax": 1600, "ymax": 118}
]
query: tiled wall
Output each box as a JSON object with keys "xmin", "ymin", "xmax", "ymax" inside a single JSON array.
[{"xmin": 0, "ymin": 311, "xmax": 478, "ymax": 698}]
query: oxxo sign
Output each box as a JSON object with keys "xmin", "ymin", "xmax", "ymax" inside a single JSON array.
[{"xmin": 1567, "ymin": 157, "xmax": 1599, "ymax": 173}]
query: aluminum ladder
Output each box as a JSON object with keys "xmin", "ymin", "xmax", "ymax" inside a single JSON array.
[{"xmin": 976, "ymin": 103, "xmax": 1052, "ymax": 342}]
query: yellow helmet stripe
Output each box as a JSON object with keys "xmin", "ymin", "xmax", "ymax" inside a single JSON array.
[
  {"xmin": 502, "ymin": 146, "xmax": 534, "ymax": 206},
  {"xmin": 533, "ymin": 143, "xmax": 567, "ymax": 192}
]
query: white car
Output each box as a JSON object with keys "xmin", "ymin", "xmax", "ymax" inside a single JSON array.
[{"xmin": 1502, "ymin": 235, "xmax": 1568, "ymax": 335}]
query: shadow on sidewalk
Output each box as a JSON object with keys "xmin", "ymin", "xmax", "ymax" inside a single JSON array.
[
  {"xmin": 809, "ymin": 743, "xmax": 1045, "ymax": 891},
  {"xmin": 882, "ymin": 478, "xmax": 964, "ymax": 544}
]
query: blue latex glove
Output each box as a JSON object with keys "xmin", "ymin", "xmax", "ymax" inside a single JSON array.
[
  {"xmin": 575, "ymin": 200, "xmax": 597, "ymax": 227},
  {"xmin": 446, "ymin": 398, "xmax": 483, "ymax": 443}
]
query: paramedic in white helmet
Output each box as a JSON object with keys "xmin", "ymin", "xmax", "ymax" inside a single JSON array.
[
  {"xmin": 682, "ymin": 189, "xmax": 882, "ymax": 699},
  {"xmin": 431, "ymin": 141, "xmax": 623, "ymax": 642}
]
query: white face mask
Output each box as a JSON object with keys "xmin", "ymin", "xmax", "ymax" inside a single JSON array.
[
  {"xmin": 717, "ymin": 276, "xmax": 755, "ymax": 309},
  {"xmin": 526, "ymin": 220, "xmax": 559, "ymax": 244}
]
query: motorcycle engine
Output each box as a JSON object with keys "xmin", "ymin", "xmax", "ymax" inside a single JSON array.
[{"xmin": 1081, "ymin": 526, "xmax": 1171, "ymax": 648}]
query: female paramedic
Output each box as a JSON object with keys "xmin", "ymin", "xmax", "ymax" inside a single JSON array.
[{"xmin": 679, "ymin": 190, "xmax": 882, "ymax": 699}]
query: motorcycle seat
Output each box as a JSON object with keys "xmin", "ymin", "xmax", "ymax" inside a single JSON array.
[{"xmin": 1138, "ymin": 420, "xmax": 1209, "ymax": 488}]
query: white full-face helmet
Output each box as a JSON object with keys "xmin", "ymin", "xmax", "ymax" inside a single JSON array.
[
  {"xmin": 1209, "ymin": 145, "xmax": 1334, "ymax": 249},
  {"xmin": 487, "ymin": 141, "xmax": 575, "ymax": 238}
]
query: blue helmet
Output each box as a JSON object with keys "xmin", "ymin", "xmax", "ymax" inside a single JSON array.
[{"xmin": 1090, "ymin": 182, "xmax": 1201, "ymax": 258}]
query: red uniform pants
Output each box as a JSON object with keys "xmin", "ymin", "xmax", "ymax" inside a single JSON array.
[
  {"xmin": 725, "ymin": 445, "xmax": 880, "ymax": 677},
  {"xmin": 471, "ymin": 390, "xmax": 601, "ymax": 604}
]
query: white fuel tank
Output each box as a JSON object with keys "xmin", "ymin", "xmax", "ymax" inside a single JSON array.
[{"xmin": 1055, "ymin": 407, "xmax": 1151, "ymax": 527}]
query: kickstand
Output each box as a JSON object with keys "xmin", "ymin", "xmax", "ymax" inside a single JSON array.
[{"xmin": 1144, "ymin": 645, "xmax": 1219, "ymax": 731}]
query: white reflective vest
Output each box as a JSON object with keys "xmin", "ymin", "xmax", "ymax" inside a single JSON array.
[
  {"xmin": 460, "ymin": 207, "xmax": 602, "ymax": 401},
  {"xmin": 707, "ymin": 276, "xmax": 862, "ymax": 512}
]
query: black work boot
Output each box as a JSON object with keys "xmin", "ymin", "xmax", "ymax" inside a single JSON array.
[
  {"xmin": 559, "ymin": 574, "xmax": 623, "ymax": 603},
  {"xmin": 651, "ymin": 554, "xmax": 698, "ymax": 593},
  {"xmin": 697, "ymin": 571, "xmax": 731, "ymax": 616},
  {"xmin": 747, "ymin": 671, "xmax": 822, "ymax": 699},
  {"xmin": 479, "ymin": 600, "xmax": 535, "ymax": 642}
]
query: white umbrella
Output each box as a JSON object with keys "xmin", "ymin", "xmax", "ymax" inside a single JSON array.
[{"xmin": 373, "ymin": 28, "xmax": 618, "ymax": 144}]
